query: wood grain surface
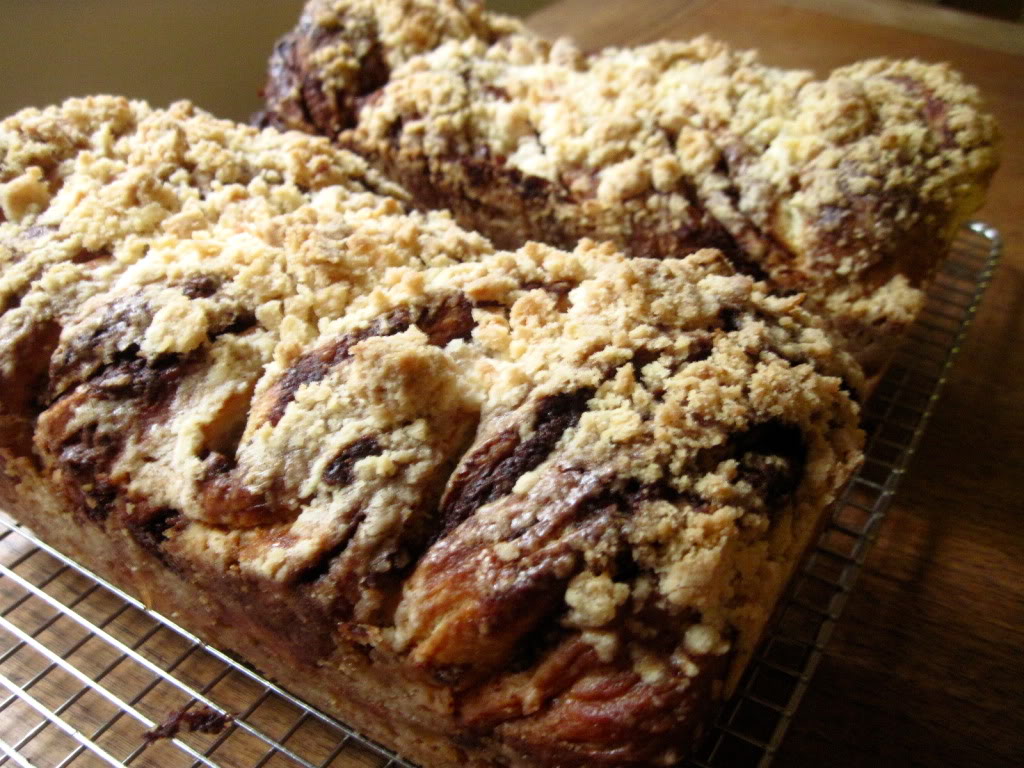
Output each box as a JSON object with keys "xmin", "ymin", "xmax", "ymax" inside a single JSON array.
[{"xmin": 530, "ymin": 1, "xmax": 1024, "ymax": 766}]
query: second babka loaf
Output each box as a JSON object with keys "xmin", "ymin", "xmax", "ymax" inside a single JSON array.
[{"xmin": 260, "ymin": 0, "xmax": 1000, "ymax": 372}]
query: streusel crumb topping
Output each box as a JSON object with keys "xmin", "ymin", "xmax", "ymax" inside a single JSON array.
[{"xmin": 2, "ymin": 97, "xmax": 862, "ymax": 743}]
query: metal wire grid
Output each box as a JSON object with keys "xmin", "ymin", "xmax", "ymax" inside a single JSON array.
[
  {"xmin": 0, "ymin": 222, "xmax": 1002, "ymax": 768},
  {"xmin": 0, "ymin": 523, "xmax": 414, "ymax": 768},
  {"xmin": 687, "ymin": 220, "xmax": 1002, "ymax": 768}
]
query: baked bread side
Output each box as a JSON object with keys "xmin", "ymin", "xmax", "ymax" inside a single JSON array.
[
  {"xmin": 1, "ymin": 97, "xmax": 863, "ymax": 767},
  {"xmin": 260, "ymin": 0, "xmax": 1000, "ymax": 374}
]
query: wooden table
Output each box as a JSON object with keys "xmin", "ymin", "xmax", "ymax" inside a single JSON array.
[{"xmin": 529, "ymin": 1, "xmax": 1024, "ymax": 765}]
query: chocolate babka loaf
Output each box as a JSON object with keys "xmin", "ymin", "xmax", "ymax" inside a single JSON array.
[
  {"xmin": 1, "ymin": 97, "xmax": 864, "ymax": 767},
  {"xmin": 260, "ymin": 0, "xmax": 999, "ymax": 372}
]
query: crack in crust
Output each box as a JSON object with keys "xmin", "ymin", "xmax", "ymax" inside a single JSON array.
[{"xmin": 438, "ymin": 386, "xmax": 594, "ymax": 535}]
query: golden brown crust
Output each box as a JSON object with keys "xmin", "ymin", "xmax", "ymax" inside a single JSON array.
[
  {"xmin": 260, "ymin": 0, "xmax": 999, "ymax": 373},
  {"xmin": 1, "ymin": 97, "xmax": 863, "ymax": 767}
]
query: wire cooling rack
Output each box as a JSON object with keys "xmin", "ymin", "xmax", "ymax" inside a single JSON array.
[
  {"xmin": 0, "ymin": 222, "xmax": 1002, "ymax": 768},
  {"xmin": 688, "ymin": 220, "xmax": 1002, "ymax": 768}
]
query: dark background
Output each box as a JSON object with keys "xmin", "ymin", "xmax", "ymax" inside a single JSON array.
[
  {"xmin": 0, "ymin": 0, "xmax": 550, "ymax": 122},
  {"xmin": 0, "ymin": 0, "xmax": 1018, "ymax": 122}
]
